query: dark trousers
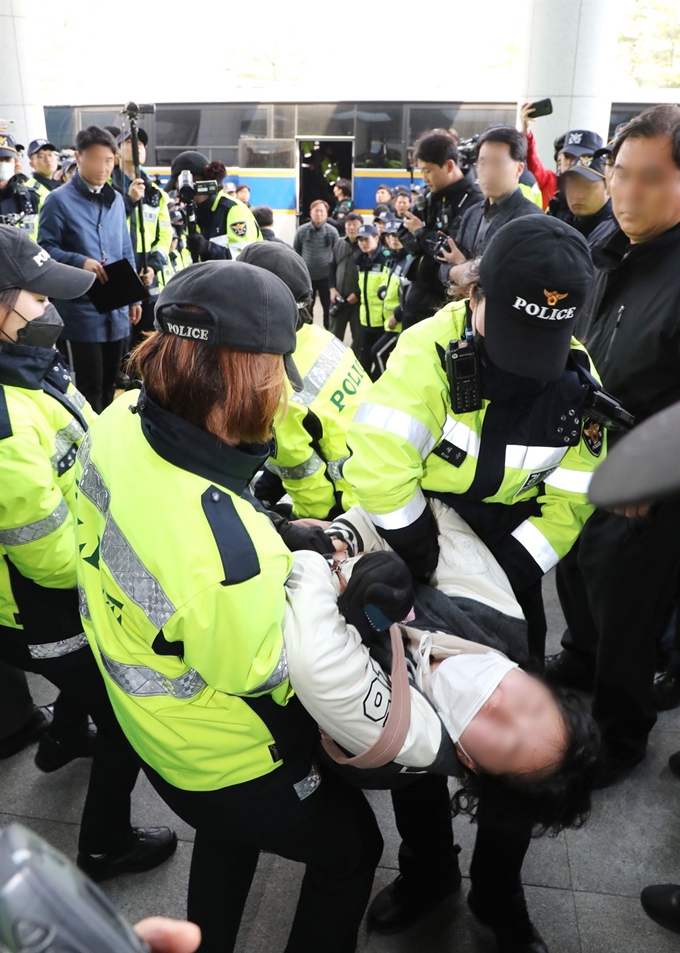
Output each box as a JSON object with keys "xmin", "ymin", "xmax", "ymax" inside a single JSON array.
[
  {"xmin": 0, "ymin": 661, "xmax": 34, "ymax": 740},
  {"xmin": 311, "ymin": 278, "xmax": 331, "ymax": 329},
  {"xmin": 146, "ymin": 757, "xmax": 383, "ymax": 953},
  {"xmin": 392, "ymin": 774, "xmax": 534, "ymax": 930},
  {"xmin": 329, "ymin": 302, "xmax": 361, "ymax": 348},
  {"xmin": 358, "ymin": 326, "xmax": 384, "ymax": 380},
  {"xmin": 0, "ymin": 646, "xmax": 138, "ymax": 853},
  {"xmin": 65, "ymin": 338, "xmax": 126, "ymax": 413},
  {"xmin": 370, "ymin": 331, "xmax": 399, "ymax": 378},
  {"xmin": 558, "ymin": 502, "xmax": 680, "ymax": 763}
]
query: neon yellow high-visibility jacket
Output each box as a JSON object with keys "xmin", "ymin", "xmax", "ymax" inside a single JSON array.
[
  {"xmin": 0, "ymin": 347, "xmax": 95, "ymax": 653},
  {"xmin": 357, "ymin": 246, "xmax": 393, "ymax": 328},
  {"xmin": 265, "ymin": 323, "xmax": 370, "ymax": 518},
  {"xmin": 345, "ymin": 300, "xmax": 606, "ymax": 591},
  {"xmin": 75, "ymin": 388, "xmax": 305, "ymax": 792},
  {"xmin": 380, "ymin": 251, "xmax": 411, "ymax": 333},
  {"xmin": 194, "ymin": 193, "xmax": 262, "ymax": 258}
]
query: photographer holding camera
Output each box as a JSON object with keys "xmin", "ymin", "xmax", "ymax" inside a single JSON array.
[
  {"xmin": 399, "ymin": 130, "xmax": 482, "ymax": 329},
  {"xmin": 0, "ymin": 134, "xmax": 40, "ymax": 238},
  {"xmin": 166, "ymin": 151, "xmax": 261, "ymax": 262}
]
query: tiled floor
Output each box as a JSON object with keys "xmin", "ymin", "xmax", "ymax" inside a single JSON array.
[{"xmin": 1, "ymin": 571, "xmax": 678, "ymax": 953}]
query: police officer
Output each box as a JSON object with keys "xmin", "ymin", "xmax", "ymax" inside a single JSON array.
[
  {"xmin": 24, "ymin": 139, "xmax": 61, "ymax": 208},
  {"xmin": 344, "ymin": 216, "xmax": 606, "ymax": 953},
  {"xmin": 355, "ymin": 223, "xmax": 393, "ymax": 377},
  {"xmin": 0, "ymin": 225, "xmax": 175, "ymax": 880},
  {"xmin": 0, "ymin": 135, "xmax": 40, "ymax": 238},
  {"xmin": 240, "ymin": 241, "xmax": 371, "ymax": 519},
  {"xmin": 166, "ymin": 151, "xmax": 261, "ymax": 261},
  {"xmin": 75, "ymin": 260, "xmax": 382, "ymax": 953},
  {"xmin": 370, "ymin": 216, "xmax": 411, "ymax": 375},
  {"xmin": 112, "ymin": 129, "xmax": 173, "ymax": 342}
]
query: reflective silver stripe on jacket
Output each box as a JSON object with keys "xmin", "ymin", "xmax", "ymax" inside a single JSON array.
[
  {"xmin": 78, "ymin": 585, "xmax": 90, "ymax": 620},
  {"xmin": 100, "ymin": 516, "xmax": 176, "ymax": 630},
  {"xmin": 0, "ymin": 498, "xmax": 70, "ymax": 547},
  {"xmin": 505, "ymin": 445, "xmax": 568, "ymax": 472},
  {"xmin": 63, "ymin": 387, "xmax": 87, "ymax": 414},
  {"xmin": 28, "ymin": 633, "xmax": 88, "ymax": 659},
  {"xmin": 79, "ymin": 459, "xmax": 111, "ymax": 516},
  {"xmin": 100, "ymin": 651, "xmax": 206, "ymax": 698},
  {"xmin": 367, "ymin": 489, "xmax": 427, "ymax": 532},
  {"xmin": 353, "ymin": 403, "xmax": 437, "ymax": 458},
  {"xmin": 265, "ymin": 452, "xmax": 324, "ymax": 481},
  {"xmin": 51, "ymin": 419, "xmax": 86, "ymax": 471},
  {"xmin": 246, "ymin": 644, "xmax": 288, "ymax": 694},
  {"xmin": 510, "ymin": 520, "xmax": 560, "ymax": 573},
  {"xmin": 544, "ymin": 467, "xmax": 592, "ymax": 495},
  {"xmin": 327, "ymin": 455, "xmax": 349, "ymax": 482},
  {"xmin": 292, "ymin": 337, "xmax": 347, "ymax": 407},
  {"xmin": 294, "ymin": 763, "xmax": 322, "ymax": 801}
]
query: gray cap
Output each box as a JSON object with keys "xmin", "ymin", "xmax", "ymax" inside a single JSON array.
[
  {"xmin": 589, "ymin": 402, "xmax": 680, "ymax": 508},
  {"xmin": 154, "ymin": 260, "xmax": 303, "ymax": 391},
  {"xmin": 0, "ymin": 225, "xmax": 95, "ymax": 299}
]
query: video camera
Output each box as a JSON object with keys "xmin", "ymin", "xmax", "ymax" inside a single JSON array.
[
  {"xmin": 457, "ymin": 135, "xmax": 479, "ymax": 171},
  {"xmin": 0, "ymin": 213, "xmax": 25, "ymax": 226},
  {"xmin": 122, "ymin": 101, "xmax": 156, "ymax": 121},
  {"xmin": 177, "ymin": 170, "xmax": 219, "ymax": 204}
]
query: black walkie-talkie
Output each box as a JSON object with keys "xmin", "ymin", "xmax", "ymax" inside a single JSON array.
[{"xmin": 445, "ymin": 325, "xmax": 483, "ymax": 414}]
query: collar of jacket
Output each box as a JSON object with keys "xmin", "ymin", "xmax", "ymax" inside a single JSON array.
[
  {"xmin": 72, "ymin": 169, "xmax": 117, "ymax": 207},
  {"xmin": 32, "ymin": 172, "xmax": 59, "ymax": 191},
  {"xmin": 573, "ymin": 199, "xmax": 612, "ymax": 234},
  {"xmin": 136, "ymin": 386, "xmax": 270, "ymax": 494},
  {"xmin": 593, "ymin": 218, "xmax": 680, "ymax": 271},
  {"xmin": 0, "ymin": 341, "xmax": 58, "ymax": 389},
  {"xmin": 431, "ymin": 169, "xmax": 479, "ymax": 204}
]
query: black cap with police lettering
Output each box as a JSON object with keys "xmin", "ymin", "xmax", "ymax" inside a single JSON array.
[
  {"xmin": 28, "ymin": 139, "xmax": 57, "ymax": 157},
  {"xmin": 0, "ymin": 225, "xmax": 95, "ymax": 298},
  {"xmin": 479, "ymin": 216, "xmax": 594, "ymax": 382},
  {"xmin": 154, "ymin": 260, "xmax": 303, "ymax": 391}
]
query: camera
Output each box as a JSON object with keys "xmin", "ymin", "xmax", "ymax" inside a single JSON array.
[
  {"xmin": 177, "ymin": 170, "xmax": 218, "ymax": 203},
  {"xmin": 122, "ymin": 101, "xmax": 156, "ymax": 120},
  {"xmin": 457, "ymin": 135, "xmax": 479, "ymax": 170},
  {"xmin": 329, "ymin": 294, "xmax": 346, "ymax": 318},
  {"xmin": 0, "ymin": 213, "xmax": 25, "ymax": 226}
]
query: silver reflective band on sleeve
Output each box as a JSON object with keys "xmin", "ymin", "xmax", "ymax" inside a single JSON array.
[
  {"xmin": 367, "ymin": 489, "xmax": 427, "ymax": 531},
  {"xmin": 0, "ymin": 498, "xmax": 69, "ymax": 547},
  {"xmin": 353, "ymin": 403, "xmax": 437, "ymax": 458},
  {"xmin": 246, "ymin": 644, "xmax": 289, "ymax": 694},
  {"xmin": 100, "ymin": 516, "xmax": 176, "ymax": 630},
  {"xmin": 63, "ymin": 387, "xmax": 87, "ymax": 414},
  {"xmin": 100, "ymin": 651, "xmax": 207, "ymax": 698},
  {"xmin": 292, "ymin": 337, "xmax": 348, "ymax": 408},
  {"xmin": 327, "ymin": 455, "xmax": 350, "ymax": 482},
  {"xmin": 294, "ymin": 763, "xmax": 322, "ymax": 801},
  {"xmin": 79, "ymin": 459, "xmax": 111, "ymax": 516},
  {"xmin": 51, "ymin": 419, "xmax": 86, "ymax": 471},
  {"xmin": 265, "ymin": 452, "xmax": 325, "ymax": 481},
  {"xmin": 511, "ymin": 520, "xmax": 560, "ymax": 573},
  {"xmin": 28, "ymin": 633, "xmax": 88, "ymax": 659},
  {"xmin": 544, "ymin": 468, "xmax": 593, "ymax": 494},
  {"xmin": 78, "ymin": 585, "xmax": 90, "ymax": 620},
  {"xmin": 440, "ymin": 416, "xmax": 481, "ymax": 458},
  {"xmin": 505, "ymin": 445, "xmax": 568, "ymax": 472}
]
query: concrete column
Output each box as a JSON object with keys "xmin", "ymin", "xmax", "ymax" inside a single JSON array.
[
  {"xmin": 0, "ymin": 0, "xmax": 46, "ymax": 173},
  {"xmin": 520, "ymin": 0, "xmax": 621, "ymax": 168}
]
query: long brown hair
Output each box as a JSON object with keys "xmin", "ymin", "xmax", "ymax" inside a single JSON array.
[{"xmin": 131, "ymin": 332, "xmax": 286, "ymax": 444}]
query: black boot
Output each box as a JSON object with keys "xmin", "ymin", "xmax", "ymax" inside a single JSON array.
[
  {"xmin": 0, "ymin": 704, "xmax": 54, "ymax": 760},
  {"xmin": 641, "ymin": 884, "xmax": 680, "ymax": 934},
  {"xmin": 367, "ymin": 848, "xmax": 462, "ymax": 934},
  {"xmin": 77, "ymin": 827, "xmax": 178, "ymax": 882},
  {"xmin": 544, "ymin": 651, "xmax": 594, "ymax": 692},
  {"xmin": 35, "ymin": 720, "xmax": 97, "ymax": 772},
  {"xmin": 468, "ymin": 888, "xmax": 549, "ymax": 953},
  {"xmin": 653, "ymin": 670, "xmax": 680, "ymax": 711}
]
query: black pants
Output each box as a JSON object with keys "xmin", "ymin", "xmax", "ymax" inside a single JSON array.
[
  {"xmin": 370, "ymin": 331, "xmax": 399, "ymax": 377},
  {"xmin": 358, "ymin": 326, "xmax": 384, "ymax": 380},
  {"xmin": 0, "ymin": 645, "xmax": 138, "ymax": 853},
  {"xmin": 146, "ymin": 757, "xmax": 383, "ymax": 953},
  {"xmin": 65, "ymin": 338, "xmax": 126, "ymax": 413},
  {"xmin": 0, "ymin": 661, "xmax": 34, "ymax": 740},
  {"xmin": 558, "ymin": 502, "xmax": 680, "ymax": 763},
  {"xmin": 392, "ymin": 774, "xmax": 534, "ymax": 931},
  {"xmin": 311, "ymin": 278, "xmax": 331, "ymax": 329},
  {"xmin": 329, "ymin": 302, "xmax": 361, "ymax": 348}
]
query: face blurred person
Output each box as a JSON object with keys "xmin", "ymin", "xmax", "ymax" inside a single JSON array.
[
  {"xmin": 77, "ymin": 138, "xmax": 116, "ymax": 189},
  {"xmin": 610, "ymin": 126, "xmax": 680, "ymax": 244},
  {"xmin": 475, "ymin": 131, "xmax": 525, "ymax": 203},
  {"xmin": 309, "ymin": 201, "xmax": 328, "ymax": 227},
  {"xmin": 30, "ymin": 146, "xmax": 59, "ymax": 180}
]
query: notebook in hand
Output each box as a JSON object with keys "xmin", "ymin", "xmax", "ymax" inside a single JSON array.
[{"xmin": 87, "ymin": 259, "xmax": 149, "ymax": 314}]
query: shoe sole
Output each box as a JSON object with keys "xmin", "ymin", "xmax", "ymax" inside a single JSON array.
[
  {"xmin": 367, "ymin": 874, "xmax": 462, "ymax": 935},
  {"xmin": 79, "ymin": 832, "xmax": 178, "ymax": 883},
  {"xmin": 640, "ymin": 902, "xmax": 680, "ymax": 935},
  {"xmin": 35, "ymin": 750, "xmax": 94, "ymax": 773}
]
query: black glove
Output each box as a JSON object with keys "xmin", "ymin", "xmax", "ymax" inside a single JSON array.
[
  {"xmin": 377, "ymin": 285, "xmax": 387, "ymax": 301},
  {"xmin": 268, "ymin": 511, "xmax": 336, "ymax": 555},
  {"xmin": 186, "ymin": 232, "xmax": 212, "ymax": 261},
  {"xmin": 338, "ymin": 551, "xmax": 414, "ymax": 631}
]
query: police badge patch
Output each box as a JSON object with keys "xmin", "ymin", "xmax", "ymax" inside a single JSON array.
[
  {"xmin": 230, "ymin": 221, "xmax": 248, "ymax": 238},
  {"xmin": 582, "ymin": 416, "xmax": 603, "ymax": 457}
]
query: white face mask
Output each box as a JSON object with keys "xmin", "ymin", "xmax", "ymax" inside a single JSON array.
[
  {"xmin": 429, "ymin": 652, "xmax": 519, "ymax": 749},
  {"xmin": 0, "ymin": 160, "xmax": 15, "ymax": 183}
]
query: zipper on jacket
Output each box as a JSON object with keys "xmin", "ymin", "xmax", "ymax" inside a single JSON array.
[{"xmin": 604, "ymin": 305, "xmax": 625, "ymax": 366}]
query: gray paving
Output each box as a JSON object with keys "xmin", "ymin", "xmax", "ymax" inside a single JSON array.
[{"xmin": 1, "ymin": 570, "xmax": 678, "ymax": 953}]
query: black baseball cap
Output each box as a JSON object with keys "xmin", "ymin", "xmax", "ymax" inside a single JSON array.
[
  {"xmin": 589, "ymin": 401, "xmax": 680, "ymax": 508},
  {"xmin": 383, "ymin": 217, "xmax": 401, "ymax": 235},
  {"xmin": 561, "ymin": 153, "xmax": 607, "ymax": 183},
  {"xmin": 166, "ymin": 151, "xmax": 209, "ymax": 190},
  {"xmin": 561, "ymin": 130, "xmax": 604, "ymax": 158},
  {"xmin": 393, "ymin": 186, "xmax": 411, "ymax": 198},
  {"xmin": 154, "ymin": 260, "xmax": 303, "ymax": 391},
  {"xmin": 0, "ymin": 134, "xmax": 18, "ymax": 159},
  {"xmin": 118, "ymin": 128, "xmax": 149, "ymax": 148},
  {"xmin": 358, "ymin": 224, "xmax": 378, "ymax": 237},
  {"xmin": 0, "ymin": 225, "xmax": 95, "ymax": 298},
  {"xmin": 28, "ymin": 138, "xmax": 57, "ymax": 157},
  {"xmin": 238, "ymin": 242, "xmax": 313, "ymax": 308},
  {"xmin": 479, "ymin": 216, "xmax": 594, "ymax": 382}
]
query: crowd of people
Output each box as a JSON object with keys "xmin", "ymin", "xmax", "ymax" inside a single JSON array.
[{"xmin": 1, "ymin": 99, "xmax": 680, "ymax": 953}]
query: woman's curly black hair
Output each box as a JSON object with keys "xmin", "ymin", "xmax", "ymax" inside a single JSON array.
[{"xmin": 450, "ymin": 686, "xmax": 601, "ymax": 837}]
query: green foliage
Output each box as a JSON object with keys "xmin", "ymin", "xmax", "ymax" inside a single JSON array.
[{"xmin": 619, "ymin": 0, "xmax": 680, "ymax": 88}]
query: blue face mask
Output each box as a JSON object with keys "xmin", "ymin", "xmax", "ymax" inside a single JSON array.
[{"xmin": 2, "ymin": 303, "xmax": 64, "ymax": 349}]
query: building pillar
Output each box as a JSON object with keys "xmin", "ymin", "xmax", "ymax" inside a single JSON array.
[{"xmin": 0, "ymin": 0, "xmax": 46, "ymax": 172}]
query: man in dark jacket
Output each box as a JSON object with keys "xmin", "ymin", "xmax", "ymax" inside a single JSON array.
[
  {"xmin": 328, "ymin": 212, "xmax": 361, "ymax": 346},
  {"xmin": 548, "ymin": 105, "xmax": 680, "ymax": 786},
  {"xmin": 561, "ymin": 152, "xmax": 614, "ymax": 246},
  {"xmin": 399, "ymin": 130, "xmax": 482, "ymax": 329}
]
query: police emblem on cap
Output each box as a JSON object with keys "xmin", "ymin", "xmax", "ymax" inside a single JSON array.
[
  {"xmin": 544, "ymin": 289, "xmax": 569, "ymax": 307},
  {"xmin": 230, "ymin": 221, "xmax": 247, "ymax": 238},
  {"xmin": 582, "ymin": 416, "xmax": 603, "ymax": 457},
  {"xmin": 579, "ymin": 156, "xmax": 593, "ymax": 167},
  {"xmin": 567, "ymin": 132, "xmax": 583, "ymax": 145}
]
